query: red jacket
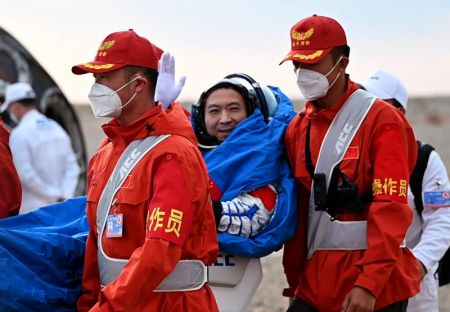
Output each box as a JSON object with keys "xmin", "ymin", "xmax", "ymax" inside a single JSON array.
[
  {"xmin": 77, "ymin": 104, "xmax": 219, "ymax": 312},
  {"xmin": 283, "ymin": 79, "xmax": 420, "ymax": 311},
  {"xmin": 0, "ymin": 119, "xmax": 21, "ymax": 217}
]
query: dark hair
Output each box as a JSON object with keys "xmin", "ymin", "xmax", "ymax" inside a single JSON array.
[
  {"xmin": 18, "ymin": 98, "xmax": 36, "ymax": 107},
  {"xmin": 387, "ymin": 98, "xmax": 404, "ymax": 110},
  {"xmin": 330, "ymin": 45, "xmax": 350, "ymax": 62},
  {"xmin": 201, "ymin": 82, "xmax": 254, "ymax": 116},
  {"xmin": 124, "ymin": 66, "xmax": 158, "ymax": 95}
]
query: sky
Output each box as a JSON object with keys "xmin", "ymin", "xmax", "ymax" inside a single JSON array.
[{"xmin": 0, "ymin": 0, "xmax": 449, "ymax": 105}]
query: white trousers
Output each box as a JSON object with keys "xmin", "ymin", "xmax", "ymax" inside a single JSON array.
[{"xmin": 407, "ymin": 263, "xmax": 439, "ymax": 312}]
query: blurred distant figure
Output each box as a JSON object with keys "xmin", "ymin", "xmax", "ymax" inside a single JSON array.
[
  {"xmin": 0, "ymin": 82, "xmax": 80, "ymax": 214},
  {"xmin": 0, "ymin": 116, "xmax": 21, "ymax": 217},
  {"xmin": 363, "ymin": 69, "xmax": 450, "ymax": 312}
]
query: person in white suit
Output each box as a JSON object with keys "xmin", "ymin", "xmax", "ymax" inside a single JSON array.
[
  {"xmin": 363, "ymin": 69, "xmax": 450, "ymax": 312},
  {"xmin": 1, "ymin": 82, "xmax": 80, "ymax": 213}
]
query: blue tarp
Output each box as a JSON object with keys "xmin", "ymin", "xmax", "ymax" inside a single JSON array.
[
  {"xmin": 200, "ymin": 86, "xmax": 298, "ymax": 258},
  {"xmin": 0, "ymin": 196, "xmax": 88, "ymax": 312}
]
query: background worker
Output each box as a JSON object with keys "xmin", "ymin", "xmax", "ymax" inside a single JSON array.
[
  {"xmin": 363, "ymin": 69, "xmax": 450, "ymax": 312},
  {"xmin": 0, "ymin": 116, "xmax": 21, "ymax": 217},
  {"xmin": 1, "ymin": 82, "xmax": 79, "ymax": 214}
]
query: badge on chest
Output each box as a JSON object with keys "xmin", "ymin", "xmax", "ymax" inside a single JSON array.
[{"xmin": 106, "ymin": 214, "xmax": 124, "ymax": 238}]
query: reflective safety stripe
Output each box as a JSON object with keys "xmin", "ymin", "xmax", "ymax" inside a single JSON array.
[
  {"xmin": 100, "ymin": 260, "xmax": 208, "ymax": 292},
  {"xmin": 95, "ymin": 135, "xmax": 208, "ymax": 291},
  {"xmin": 308, "ymin": 90, "xmax": 376, "ymax": 259},
  {"xmin": 154, "ymin": 260, "xmax": 208, "ymax": 292}
]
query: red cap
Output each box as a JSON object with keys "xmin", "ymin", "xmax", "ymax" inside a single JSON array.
[
  {"xmin": 72, "ymin": 29, "xmax": 163, "ymax": 75},
  {"xmin": 280, "ymin": 15, "xmax": 347, "ymax": 65}
]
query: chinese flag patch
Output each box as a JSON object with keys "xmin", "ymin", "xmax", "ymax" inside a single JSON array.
[{"xmin": 343, "ymin": 146, "xmax": 359, "ymax": 160}]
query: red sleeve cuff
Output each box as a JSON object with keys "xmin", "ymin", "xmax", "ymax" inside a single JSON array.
[
  {"xmin": 354, "ymin": 274, "xmax": 379, "ymax": 298},
  {"xmin": 282, "ymin": 268, "xmax": 301, "ymax": 298}
]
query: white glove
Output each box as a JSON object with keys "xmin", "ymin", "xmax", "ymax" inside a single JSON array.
[
  {"xmin": 154, "ymin": 51, "xmax": 187, "ymax": 109},
  {"xmin": 218, "ymin": 193, "xmax": 273, "ymax": 237}
]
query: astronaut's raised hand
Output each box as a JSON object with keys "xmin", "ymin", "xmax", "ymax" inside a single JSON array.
[
  {"xmin": 218, "ymin": 193, "xmax": 273, "ymax": 237},
  {"xmin": 154, "ymin": 52, "xmax": 187, "ymax": 108}
]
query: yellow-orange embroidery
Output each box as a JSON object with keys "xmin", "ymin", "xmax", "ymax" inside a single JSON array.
[
  {"xmin": 292, "ymin": 50, "xmax": 323, "ymax": 60},
  {"xmin": 82, "ymin": 63, "xmax": 115, "ymax": 70},
  {"xmin": 292, "ymin": 28, "xmax": 314, "ymax": 41},
  {"xmin": 165, "ymin": 209, "xmax": 183, "ymax": 238},
  {"xmin": 149, "ymin": 207, "xmax": 165, "ymax": 231},
  {"xmin": 98, "ymin": 40, "xmax": 115, "ymax": 51},
  {"xmin": 373, "ymin": 178, "xmax": 406, "ymax": 197},
  {"xmin": 382, "ymin": 178, "xmax": 397, "ymax": 195},
  {"xmin": 372, "ymin": 179, "xmax": 383, "ymax": 196},
  {"xmin": 399, "ymin": 179, "xmax": 407, "ymax": 197}
]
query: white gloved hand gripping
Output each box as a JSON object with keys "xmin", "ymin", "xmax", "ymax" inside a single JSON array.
[
  {"xmin": 154, "ymin": 52, "xmax": 187, "ymax": 108},
  {"xmin": 218, "ymin": 193, "xmax": 273, "ymax": 237}
]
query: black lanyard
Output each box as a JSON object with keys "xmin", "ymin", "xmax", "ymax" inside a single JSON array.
[{"xmin": 305, "ymin": 120, "xmax": 315, "ymax": 178}]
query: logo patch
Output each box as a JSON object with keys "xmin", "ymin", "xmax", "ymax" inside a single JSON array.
[
  {"xmin": 373, "ymin": 178, "xmax": 407, "ymax": 198},
  {"xmin": 343, "ymin": 146, "xmax": 359, "ymax": 160},
  {"xmin": 97, "ymin": 40, "xmax": 116, "ymax": 57},
  {"xmin": 335, "ymin": 123, "xmax": 354, "ymax": 154},
  {"xmin": 118, "ymin": 148, "xmax": 141, "ymax": 180},
  {"xmin": 424, "ymin": 191, "xmax": 450, "ymax": 208},
  {"xmin": 292, "ymin": 28, "xmax": 314, "ymax": 47}
]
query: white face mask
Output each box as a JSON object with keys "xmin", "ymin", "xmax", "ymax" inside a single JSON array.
[
  {"xmin": 296, "ymin": 57, "xmax": 343, "ymax": 101},
  {"xmin": 88, "ymin": 76, "xmax": 140, "ymax": 118}
]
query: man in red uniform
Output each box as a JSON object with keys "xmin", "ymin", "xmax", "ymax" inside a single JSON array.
[
  {"xmin": 72, "ymin": 29, "xmax": 218, "ymax": 311},
  {"xmin": 0, "ymin": 117, "xmax": 21, "ymax": 217},
  {"xmin": 280, "ymin": 15, "xmax": 420, "ymax": 312}
]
